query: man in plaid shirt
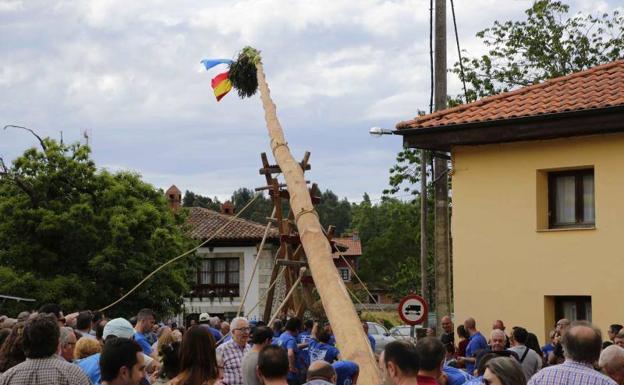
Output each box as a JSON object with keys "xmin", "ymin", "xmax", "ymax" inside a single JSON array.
[
  {"xmin": 217, "ymin": 317, "xmax": 251, "ymax": 385},
  {"xmin": 0, "ymin": 313, "xmax": 90, "ymax": 385},
  {"xmin": 529, "ymin": 321, "xmax": 616, "ymax": 385}
]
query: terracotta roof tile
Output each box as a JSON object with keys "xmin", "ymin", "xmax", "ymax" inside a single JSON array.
[
  {"xmin": 332, "ymin": 237, "xmax": 362, "ymax": 257},
  {"xmin": 397, "ymin": 60, "xmax": 624, "ymax": 129},
  {"xmin": 185, "ymin": 207, "xmax": 279, "ymax": 242}
]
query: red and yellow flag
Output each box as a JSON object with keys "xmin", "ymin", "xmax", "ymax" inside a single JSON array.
[{"xmin": 211, "ymin": 71, "xmax": 232, "ymax": 102}]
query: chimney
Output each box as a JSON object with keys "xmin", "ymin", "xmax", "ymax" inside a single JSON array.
[
  {"xmin": 221, "ymin": 201, "xmax": 235, "ymax": 215},
  {"xmin": 165, "ymin": 185, "xmax": 182, "ymax": 212}
]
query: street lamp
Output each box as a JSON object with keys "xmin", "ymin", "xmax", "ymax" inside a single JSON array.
[{"xmin": 369, "ymin": 127, "xmax": 395, "ymax": 137}]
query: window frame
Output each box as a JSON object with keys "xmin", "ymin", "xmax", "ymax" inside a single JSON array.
[
  {"xmin": 339, "ymin": 267, "xmax": 351, "ymax": 282},
  {"xmin": 548, "ymin": 168, "xmax": 595, "ymax": 229},
  {"xmin": 196, "ymin": 257, "xmax": 240, "ymax": 297}
]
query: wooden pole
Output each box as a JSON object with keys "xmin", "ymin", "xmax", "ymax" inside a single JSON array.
[
  {"xmin": 256, "ymin": 61, "xmax": 381, "ymax": 385},
  {"xmin": 434, "ymin": 0, "xmax": 452, "ymax": 333},
  {"xmin": 420, "ymin": 148, "xmax": 429, "ymax": 328}
]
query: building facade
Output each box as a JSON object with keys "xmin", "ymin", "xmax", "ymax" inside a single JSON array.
[{"xmin": 396, "ymin": 60, "xmax": 624, "ymax": 341}]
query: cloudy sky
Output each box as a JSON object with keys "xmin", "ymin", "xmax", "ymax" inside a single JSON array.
[{"xmin": 0, "ymin": 0, "xmax": 618, "ymax": 202}]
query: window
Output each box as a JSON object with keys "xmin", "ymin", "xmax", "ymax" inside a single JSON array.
[
  {"xmin": 555, "ymin": 296, "xmax": 592, "ymax": 322},
  {"xmin": 339, "ymin": 268, "xmax": 350, "ymax": 281},
  {"xmin": 196, "ymin": 258, "xmax": 240, "ymax": 297},
  {"xmin": 548, "ymin": 169, "xmax": 595, "ymax": 228}
]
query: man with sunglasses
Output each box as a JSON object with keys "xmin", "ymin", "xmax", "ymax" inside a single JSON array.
[{"xmin": 217, "ymin": 317, "xmax": 251, "ymax": 385}]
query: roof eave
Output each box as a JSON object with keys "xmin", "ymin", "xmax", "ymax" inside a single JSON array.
[{"xmin": 395, "ymin": 105, "xmax": 624, "ymax": 151}]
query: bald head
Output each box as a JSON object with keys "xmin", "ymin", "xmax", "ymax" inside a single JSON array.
[
  {"xmin": 307, "ymin": 360, "xmax": 336, "ymax": 383},
  {"xmin": 464, "ymin": 318, "xmax": 476, "ymax": 331},
  {"xmin": 600, "ymin": 345, "xmax": 624, "ymax": 373},
  {"xmin": 562, "ymin": 322, "xmax": 602, "ymax": 364},
  {"xmin": 441, "ymin": 316, "xmax": 453, "ymax": 334}
]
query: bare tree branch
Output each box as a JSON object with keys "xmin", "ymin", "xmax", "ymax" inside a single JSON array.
[{"xmin": 3, "ymin": 125, "xmax": 47, "ymax": 152}]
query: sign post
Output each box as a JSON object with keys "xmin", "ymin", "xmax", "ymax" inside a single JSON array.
[{"xmin": 398, "ymin": 294, "xmax": 429, "ymax": 341}]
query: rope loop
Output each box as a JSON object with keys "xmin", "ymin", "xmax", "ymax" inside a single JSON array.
[
  {"xmin": 270, "ymin": 138, "xmax": 289, "ymax": 152},
  {"xmin": 294, "ymin": 207, "xmax": 318, "ymax": 225}
]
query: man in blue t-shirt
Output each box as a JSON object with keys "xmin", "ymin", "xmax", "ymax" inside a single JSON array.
[
  {"xmin": 362, "ymin": 322, "xmax": 376, "ymax": 352},
  {"xmin": 275, "ymin": 317, "xmax": 302, "ymax": 385},
  {"xmin": 460, "ymin": 317, "xmax": 488, "ymax": 375},
  {"xmin": 308, "ymin": 328, "xmax": 340, "ymax": 364},
  {"xmin": 332, "ymin": 360, "xmax": 359, "ymax": 385},
  {"xmin": 133, "ymin": 308, "xmax": 156, "ymax": 356},
  {"xmin": 198, "ymin": 312, "xmax": 224, "ymax": 344}
]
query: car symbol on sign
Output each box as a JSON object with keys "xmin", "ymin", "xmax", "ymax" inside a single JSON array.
[{"xmin": 404, "ymin": 304, "xmax": 421, "ymax": 316}]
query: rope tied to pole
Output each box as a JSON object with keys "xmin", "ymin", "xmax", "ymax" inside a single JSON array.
[{"xmin": 294, "ymin": 207, "xmax": 318, "ymax": 226}]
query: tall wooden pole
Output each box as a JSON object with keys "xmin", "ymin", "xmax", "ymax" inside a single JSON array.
[
  {"xmin": 255, "ymin": 62, "xmax": 381, "ymax": 385},
  {"xmin": 434, "ymin": 0, "xmax": 452, "ymax": 333},
  {"xmin": 420, "ymin": 148, "xmax": 428, "ymax": 327}
]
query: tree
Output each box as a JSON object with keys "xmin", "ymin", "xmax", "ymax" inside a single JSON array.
[
  {"xmin": 316, "ymin": 190, "xmax": 352, "ymax": 236},
  {"xmin": 182, "ymin": 190, "xmax": 221, "ymax": 211},
  {"xmin": 0, "ymin": 135, "xmax": 196, "ymax": 316},
  {"xmin": 453, "ymin": 0, "xmax": 624, "ymax": 103}
]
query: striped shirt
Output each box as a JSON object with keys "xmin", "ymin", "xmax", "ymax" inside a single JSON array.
[
  {"xmin": 528, "ymin": 360, "xmax": 617, "ymax": 385},
  {"xmin": 0, "ymin": 356, "xmax": 91, "ymax": 385}
]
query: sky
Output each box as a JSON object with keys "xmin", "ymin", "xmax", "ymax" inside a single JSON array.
[{"xmin": 0, "ymin": 0, "xmax": 619, "ymax": 203}]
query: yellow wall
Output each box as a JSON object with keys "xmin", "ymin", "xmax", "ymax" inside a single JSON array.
[{"xmin": 452, "ymin": 133, "xmax": 624, "ymax": 343}]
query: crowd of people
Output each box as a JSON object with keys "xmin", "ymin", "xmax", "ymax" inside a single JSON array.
[{"xmin": 0, "ymin": 304, "xmax": 623, "ymax": 385}]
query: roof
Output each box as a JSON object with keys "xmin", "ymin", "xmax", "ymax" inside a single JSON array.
[
  {"xmin": 332, "ymin": 237, "xmax": 362, "ymax": 257},
  {"xmin": 166, "ymin": 185, "xmax": 181, "ymax": 194},
  {"xmin": 185, "ymin": 207, "xmax": 280, "ymax": 243},
  {"xmin": 397, "ymin": 60, "xmax": 624, "ymax": 130}
]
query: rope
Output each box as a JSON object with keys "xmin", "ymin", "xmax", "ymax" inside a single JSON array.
[
  {"xmin": 337, "ymin": 253, "xmax": 386, "ymax": 314},
  {"xmin": 268, "ymin": 269, "xmax": 305, "ymax": 326},
  {"xmin": 450, "ymin": 0, "xmax": 469, "ymax": 102},
  {"xmin": 98, "ymin": 193, "xmax": 262, "ymax": 312},
  {"xmin": 236, "ymin": 206, "xmax": 277, "ymax": 316},
  {"xmin": 294, "ymin": 208, "xmax": 318, "ymax": 225}
]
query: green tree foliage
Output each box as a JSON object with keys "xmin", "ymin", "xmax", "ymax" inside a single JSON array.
[
  {"xmin": 351, "ymin": 197, "xmax": 432, "ymax": 298},
  {"xmin": 182, "ymin": 190, "xmax": 221, "ymax": 211},
  {"xmin": 316, "ymin": 190, "xmax": 352, "ymax": 236},
  {"xmin": 0, "ymin": 137, "xmax": 196, "ymax": 316},
  {"xmin": 454, "ymin": 0, "xmax": 624, "ymax": 103}
]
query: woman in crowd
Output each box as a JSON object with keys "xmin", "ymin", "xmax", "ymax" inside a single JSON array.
[
  {"xmin": 457, "ymin": 325, "xmax": 470, "ymax": 361},
  {"xmin": 483, "ymin": 357, "xmax": 526, "ymax": 385},
  {"xmin": 153, "ymin": 341, "xmax": 181, "ymax": 385},
  {"xmin": 74, "ymin": 337, "xmax": 102, "ymax": 361},
  {"xmin": 0, "ymin": 321, "xmax": 25, "ymax": 373},
  {"xmin": 170, "ymin": 325, "xmax": 220, "ymax": 385}
]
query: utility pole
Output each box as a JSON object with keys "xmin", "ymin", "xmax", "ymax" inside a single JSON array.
[
  {"xmin": 434, "ymin": 0, "xmax": 451, "ymax": 332},
  {"xmin": 420, "ymin": 148, "xmax": 428, "ymax": 327}
]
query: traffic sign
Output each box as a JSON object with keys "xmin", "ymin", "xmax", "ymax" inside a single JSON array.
[{"xmin": 398, "ymin": 294, "xmax": 428, "ymax": 325}]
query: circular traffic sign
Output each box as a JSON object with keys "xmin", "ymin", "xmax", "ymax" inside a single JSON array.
[{"xmin": 398, "ymin": 294, "xmax": 428, "ymax": 325}]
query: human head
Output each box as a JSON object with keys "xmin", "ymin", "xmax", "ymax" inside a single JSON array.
[
  {"xmin": 252, "ymin": 326, "xmax": 274, "ymax": 346},
  {"xmin": 616, "ymin": 330, "xmax": 624, "ymax": 348},
  {"xmin": 38, "ymin": 303, "xmax": 64, "ymax": 326},
  {"xmin": 100, "ymin": 338, "xmax": 145, "ymax": 385},
  {"xmin": 272, "ymin": 319, "xmax": 283, "ymax": 332},
  {"xmin": 0, "ymin": 321, "xmax": 26, "ymax": 372},
  {"xmin": 59, "ymin": 326, "xmax": 77, "ymax": 361},
  {"xmin": 476, "ymin": 353, "xmax": 498, "ymax": 376},
  {"xmin": 76, "ymin": 311, "xmax": 94, "ymax": 331},
  {"xmin": 159, "ymin": 341, "xmax": 181, "ymax": 380},
  {"xmin": 562, "ymin": 321, "xmax": 603, "ymax": 364},
  {"xmin": 22, "ymin": 313, "xmax": 60, "ymax": 358},
  {"xmin": 220, "ymin": 321, "xmax": 230, "ymax": 335},
  {"xmin": 104, "ymin": 318, "xmax": 135, "ymax": 340},
  {"xmin": 555, "ymin": 318, "xmax": 571, "ymax": 334},
  {"xmin": 317, "ymin": 328, "xmax": 332, "ymax": 344},
  {"xmin": 609, "ymin": 324, "xmax": 624, "ymax": 342},
  {"xmin": 362, "ymin": 322, "xmax": 369, "ymax": 334},
  {"xmin": 210, "ymin": 316, "xmax": 220, "ymax": 328},
  {"xmin": 600, "ymin": 344, "xmax": 624, "ymax": 384},
  {"xmin": 483, "ymin": 357, "xmax": 525, "ymax": 385},
  {"xmin": 457, "ymin": 325, "xmax": 469, "ymax": 339},
  {"xmin": 304, "ymin": 319, "xmax": 314, "ymax": 331},
  {"xmin": 198, "ymin": 313, "xmax": 210, "ymax": 324},
  {"xmin": 464, "ymin": 317, "xmax": 476, "ymax": 333},
  {"xmin": 307, "ymin": 360, "xmax": 336, "ymax": 383},
  {"xmin": 414, "ymin": 337, "xmax": 444, "ymax": 375},
  {"xmin": 492, "ymin": 320, "xmax": 505, "ymax": 331},
  {"xmin": 74, "ymin": 337, "xmax": 102, "ymax": 360},
  {"xmin": 179, "ymin": 326, "xmax": 218, "ymax": 384},
  {"xmin": 231, "ymin": 317, "xmax": 250, "ymax": 347},
  {"xmin": 257, "ymin": 345, "xmax": 289, "ymax": 381},
  {"xmin": 511, "ymin": 327, "xmax": 528, "ymax": 346},
  {"xmin": 441, "ymin": 316, "xmax": 453, "ymax": 334},
  {"xmin": 490, "ymin": 329, "xmax": 507, "ymax": 351},
  {"xmin": 135, "ymin": 308, "xmax": 156, "ymax": 333},
  {"xmin": 380, "ymin": 341, "xmax": 419, "ymax": 385},
  {"xmin": 285, "ymin": 317, "xmax": 302, "ymax": 335}
]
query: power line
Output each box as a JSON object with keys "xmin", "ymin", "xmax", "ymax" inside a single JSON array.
[{"xmin": 450, "ymin": 0, "xmax": 469, "ymax": 102}]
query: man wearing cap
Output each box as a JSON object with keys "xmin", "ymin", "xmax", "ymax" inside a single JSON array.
[
  {"xmin": 77, "ymin": 318, "xmax": 156, "ymax": 385},
  {"xmin": 199, "ymin": 312, "xmax": 224, "ymax": 344}
]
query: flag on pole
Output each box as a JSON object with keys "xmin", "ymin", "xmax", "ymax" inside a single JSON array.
[
  {"xmin": 211, "ymin": 71, "xmax": 232, "ymax": 101},
  {"xmin": 201, "ymin": 59, "xmax": 234, "ymax": 70}
]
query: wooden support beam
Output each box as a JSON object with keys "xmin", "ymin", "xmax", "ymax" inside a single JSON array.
[
  {"xmin": 275, "ymin": 259, "xmax": 309, "ymax": 267},
  {"xmin": 255, "ymin": 180, "xmax": 310, "ymax": 192},
  {"xmin": 259, "ymin": 164, "xmax": 311, "ymax": 175}
]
